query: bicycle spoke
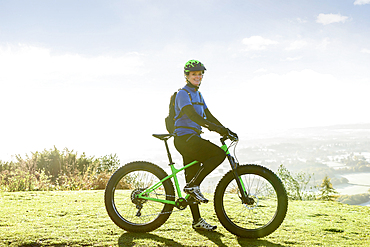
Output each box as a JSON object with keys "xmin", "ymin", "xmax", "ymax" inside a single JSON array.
[
  {"xmin": 223, "ymin": 173, "xmax": 279, "ymax": 230},
  {"xmin": 112, "ymin": 169, "xmax": 170, "ymax": 225}
]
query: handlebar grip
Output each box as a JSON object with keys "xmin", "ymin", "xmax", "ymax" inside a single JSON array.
[
  {"xmin": 228, "ymin": 133, "xmax": 238, "ymax": 141},
  {"xmin": 226, "ymin": 129, "xmax": 238, "ymax": 142}
]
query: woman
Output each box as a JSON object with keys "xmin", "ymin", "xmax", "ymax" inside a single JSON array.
[{"xmin": 174, "ymin": 59, "xmax": 237, "ymax": 231}]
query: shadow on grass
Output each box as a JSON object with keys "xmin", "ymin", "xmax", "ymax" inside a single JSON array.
[
  {"xmin": 195, "ymin": 230, "xmax": 287, "ymax": 247},
  {"xmin": 237, "ymin": 238, "xmax": 287, "ymax": 247},
  {"xmin": 195, "ymin": 230, "xmax": 227, "ymax": 247},
  {"xmin": 118, "ymin": 231, "xmax": 287, "ymax": 247},
  {"xmin": 118, "ymin": 232, "xmax": 186, "ymax": 247}
]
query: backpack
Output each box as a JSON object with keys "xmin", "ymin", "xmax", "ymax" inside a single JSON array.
[
  {"xmin": 165, "ymin": 89, "xmax": 204, "ymax": 134},
  {"xmin": 165, "ymin": 89, "xmax": 191, "ymax": 134}
]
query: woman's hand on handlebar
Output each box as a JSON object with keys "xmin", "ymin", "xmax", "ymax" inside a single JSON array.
[
  {"xmin": 215, "ymin": 125, "xmax": 238, "ymax": 141},
  {"xmin": 205, "ymin": 122, "xmax": 238, "ymax": 141},
  {"xmin": 226, "ymin": 129, "xmax": 238, "ymax": 141}
]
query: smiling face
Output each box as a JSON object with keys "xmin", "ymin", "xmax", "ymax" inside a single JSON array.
[{"xmin": 186, "ymin": 71, "xmax": 204, "ymax": 87}]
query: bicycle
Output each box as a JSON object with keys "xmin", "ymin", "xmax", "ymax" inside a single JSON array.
[{"xmin": 104, "ymin": 132, "xmax": 288, "ymax": 238}]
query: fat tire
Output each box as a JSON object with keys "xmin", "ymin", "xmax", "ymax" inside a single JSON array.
[
  {"xmin": 214, "ymin": 164, "xmax": 288, "ymax": 238},
  {"xmin": 105, "ymin": 161, "xmax": 175, "ymax": 232}
]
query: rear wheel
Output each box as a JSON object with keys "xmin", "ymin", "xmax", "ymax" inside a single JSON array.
[
  {"xmin": 214, "ymin": 164, "xmax": 288, "ymax": 238},
  {"xmin": 104, "ymin": 161, "xmax": 175, "ymax": 232}
]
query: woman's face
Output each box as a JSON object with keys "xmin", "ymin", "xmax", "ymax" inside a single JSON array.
[{"xmin": 186, "ymin": 71, "xmax": 203, "ymax": 87}]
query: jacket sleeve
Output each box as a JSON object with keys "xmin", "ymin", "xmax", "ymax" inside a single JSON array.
[
  {"xmin": 204, "ymin": 108, "xmax": 223, "ymax": 126},
  {"xmin": 181, "ymin": 105, "xmax": 208, "ymax": 126},
  {"xmin": 182, "ymin": 105, "xmax": 227, "ymax": 134}
]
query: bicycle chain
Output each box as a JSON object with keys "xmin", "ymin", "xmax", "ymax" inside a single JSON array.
[{"xmin": 134, "ymin": 192, "xmax": 186, "ymax": 218}]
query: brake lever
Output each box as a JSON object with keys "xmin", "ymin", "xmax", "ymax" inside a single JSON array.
[
  {"xmin": 227, "ymin": 130, "xmax": 239, "ymax": 142},
  {"xmin": 230, "ymin": 134, "xmax": 238, "ymax": 142}
]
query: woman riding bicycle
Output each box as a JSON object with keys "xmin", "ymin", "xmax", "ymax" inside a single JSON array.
[
  {"xmin": 104, "ymin": 61, "xmax": 287, "ymax": 236},
  {"xmin": 174, "ymin": 59, "xmax": 237, "ymax": 231}
]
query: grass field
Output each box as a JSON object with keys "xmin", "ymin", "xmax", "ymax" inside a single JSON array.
[{"xmin": 0, "ymin": 190, "xmax": 369, "ymax": 246}]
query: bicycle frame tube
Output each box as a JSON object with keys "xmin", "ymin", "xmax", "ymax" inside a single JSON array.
[
  {"xmin": 137, "ymin": 138, "xmax": 249, "ymax": 205},
  {"xmin": 171, "ymin": 161, "xmax": 199, "ymax": 197},
  {"xmin": 220, "ymin": 144, "xmax": 230, "ymax": 155},
  {"xmin": 137, "ymin": 160, "xmax": 199, "ymax": 204}
]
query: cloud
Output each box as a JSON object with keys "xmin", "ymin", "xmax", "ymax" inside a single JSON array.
[
  {"xmin": 282, "ymin": 56, "xmax": 303, "ymax": 61},
  {"xmin": 0, "ymin": 44, "xmax": 163, "ymax": 163},
  {"xmin": 354, "ymin": 0, "xmax": 370, "ymax": 5},
  {"xmin": 285, "ymin": 40, "xmax": 308, "ymax": 51},
  {"xmin": 296, "ymin": 18, "xmax": 308, "ymax": 23},
  {"xmin": 316, "ymin": 13, "xmax": 349, "ymax": 25},
  {"xmin": 361, "ymin": 48, "xmax": 370, "ymax": 54},
  {"xmin": 0, "ymin": 44, "xmax": 145, "ymax": 87},
  {"xmin": 316, "ymin": 38, "xmax": 330, "ymax": 51},
  {"xmin": 238, "ymin": 69, "xmax": 369, "ymax": 130},
  {"xmin": 253, "ymin": 68, "xmax": 268, "ymax": 73},
  {"xmin": 242, "ymin": 36, "xmax": 278, "ymax": 51}
]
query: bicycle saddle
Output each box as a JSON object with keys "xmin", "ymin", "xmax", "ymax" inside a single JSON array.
[{"xmin": 152, "ymin": 134, "xmax": 174, "ymax": 141}]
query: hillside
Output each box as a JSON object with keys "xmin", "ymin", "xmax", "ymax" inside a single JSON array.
[
  {"xmin": 0, "ymin": 190, "xmax": 369, "ymax": 246},
  {"xmin": 235, "ymin": 123, "xmax": 370, "ymax": 198}
]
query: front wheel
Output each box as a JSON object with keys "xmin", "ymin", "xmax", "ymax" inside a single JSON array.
[
  {"xmin": 214, "ymin": 164, "xmax": 288, "ymax": 238},
  {"xmin": 104, "ymin": 161, "xmax": 175, "ymax": 232}
]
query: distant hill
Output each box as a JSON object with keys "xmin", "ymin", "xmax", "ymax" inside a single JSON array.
[{"xmin": 233, "ymin": 123, "xmax": 370, "ymax": 200}]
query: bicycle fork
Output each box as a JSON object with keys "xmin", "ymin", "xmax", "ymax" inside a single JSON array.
[{"xmin": 221, "ymin": 138, "xmax": 254, "ymax": 206}]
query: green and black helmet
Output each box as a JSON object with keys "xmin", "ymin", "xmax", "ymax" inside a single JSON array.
[{"xmin": 184, "ymin": 60, "xmax": 206, "ymax": 74}]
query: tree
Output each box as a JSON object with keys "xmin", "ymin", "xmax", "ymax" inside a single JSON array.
[
  {"xmin": 317, "ymin": 175, "xmax": 339, "ymax": 201},
  {"xmin": 277, "ymin": 164, "xmax": 315, "ymax": 200}
]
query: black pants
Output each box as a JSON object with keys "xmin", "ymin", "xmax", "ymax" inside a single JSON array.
[{"xmin": 174, "ymin": 134, "xmax": 226, "ymax": 221}]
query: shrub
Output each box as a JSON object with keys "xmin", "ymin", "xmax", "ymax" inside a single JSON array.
[
  {"xmin": 97, "ymin": 154, "xmax": 120, "ymax": 174},
  {"xmin": 0, "ymin": 169, "xmax": 54, "ymax": 192},
  {"xmin": 0, "ymin": 147, "xmax": 120, "ymax": 192},
  {"xmin": 277, "ymin": 164, "xmax": 316, "ymax": 200}
]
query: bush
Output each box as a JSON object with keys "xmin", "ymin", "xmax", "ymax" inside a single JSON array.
[
  {"xmin": 0, "ymin": 169, "xmax": 54, "ymax": 192},
  {"xmin": 97, "ymin": 154, "xmax": 120, "ymax": 174},
  {"xmin": 277, "ymin": 164, "xmax": 316, "ymax": 200},
  {"xmin": 0, "ymin": 147, "xmax": 120, "ymax": 192}
]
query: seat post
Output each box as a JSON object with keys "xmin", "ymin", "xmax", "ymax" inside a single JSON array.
[{"xmin": 164, "ymin": 139, "xmax": 174, "ymax": 165}]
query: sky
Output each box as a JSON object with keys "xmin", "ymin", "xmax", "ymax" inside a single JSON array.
[{"xmin": 1, "ymin": 0, "xmax": 370, "ymax": 163}]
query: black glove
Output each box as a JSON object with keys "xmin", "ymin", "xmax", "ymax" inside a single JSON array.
[{"xmin": 227, "ymin": 129, "xmax": 238, "ymax": 141}]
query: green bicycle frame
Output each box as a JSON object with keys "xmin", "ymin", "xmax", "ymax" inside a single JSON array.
[
  {"xmin": 137, "ymin": 137, "xmax": 247, "ymax": 205},
  {"xmin": 137, "ymin": 160, "xmax": 199, "ymax": 205}
]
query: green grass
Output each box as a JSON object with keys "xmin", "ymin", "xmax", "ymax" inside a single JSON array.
[{"xmin": 0, "ymin": 191, "xmax": 369, "ymax": 246}]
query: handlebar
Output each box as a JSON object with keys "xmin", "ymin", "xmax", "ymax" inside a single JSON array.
[
  {"xmin": 228, "ymin": 132, "xmax": 239, "ymax": 142},
  {"xmin": 221, "ymin": 130, "xmax": 239, "ymax": 142}
]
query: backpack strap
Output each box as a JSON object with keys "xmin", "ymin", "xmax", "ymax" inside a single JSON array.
[
  {"xmin": 182, "ymin": 88, "xmax": 192, "ymax": 101},
  {"xmin": 174, "ymin": 89, "xmax": 204, "ymax": 135},
  {"xmin": 175, "ymin": 88, "xmax": 191, "ymax": 120},
  {"xmin": 175, "ymin": 88, "xmax": 205, "ymax": 119},
  {"xmin": 198, "ymin": 91, "xmax": 206, "ymax": 119}
]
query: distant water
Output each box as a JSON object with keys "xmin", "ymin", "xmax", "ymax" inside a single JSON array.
[
  {"xmin": 335, "ymin": 172, "xmax": 370, "ymax": 195},
  {"xmin": 359, "ymin": 201, "xmax": 370, "ymax": 207},
  {"xmin": 334, "ymin": 172, "xmax": 370, "ymax": 207}
]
